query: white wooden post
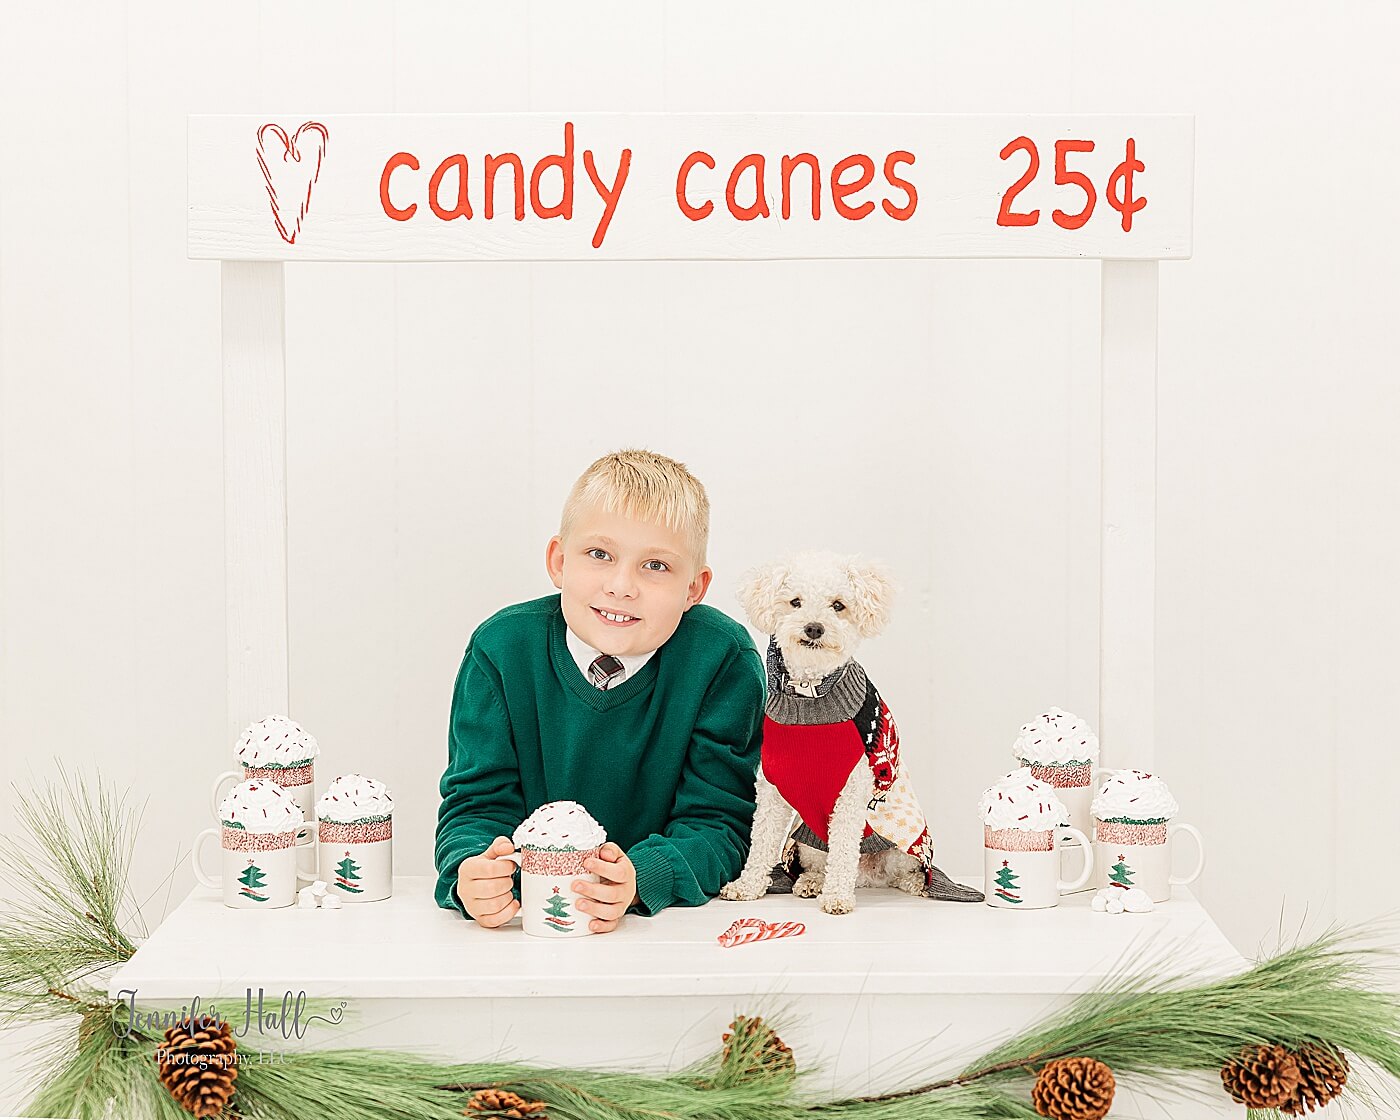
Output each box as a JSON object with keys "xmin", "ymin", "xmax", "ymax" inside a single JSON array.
[
  {"xmin": 221, "ymin": 261, "xmax": 290, "ymax": 741},
  {"xmin": 1099, "ymin": 260, "xmax": 1159, "ymax": 769}
]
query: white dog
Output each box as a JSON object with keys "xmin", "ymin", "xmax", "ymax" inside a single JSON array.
[{"xmin": 721, "ymin": 552, "xmax": 982, "ymax": 914}]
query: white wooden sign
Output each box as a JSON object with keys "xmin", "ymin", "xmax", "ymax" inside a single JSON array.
[{"xmin": 189, "ymin": 114, "xmax": 1192, "ymax": 261}]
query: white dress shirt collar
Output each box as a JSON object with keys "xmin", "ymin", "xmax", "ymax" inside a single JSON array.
[{"xmin": 564, "ymin": 624, "xmax": 657, "ymax": 687}]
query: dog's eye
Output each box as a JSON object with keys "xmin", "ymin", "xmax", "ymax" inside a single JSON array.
[
  {"xmin": 831, "ymin": 600, "xmax": 846, "ymax": 612},
  {"xmin": 789, "ymin": 597, "xmax": 802, "ymax": 608}
]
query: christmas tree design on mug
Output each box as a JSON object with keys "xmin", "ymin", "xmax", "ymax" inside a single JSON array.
[
  {"xmin": 993, "ymin": 860, "xmax": 1022, "ymax": 905},
  {"xmin": 238, "ymin": 860, "xmax": 270, "ymax": 902},
  {"xmin": 542, "ymin": 887, "xmax": 575, "ymax": 933},
  {"xmin": 334, "ymin": 852, "xmax": 364, "ymax": 893},
  {"xmin": 1108, "ymin": 855, "xmax": 1136, "ymax": 889}
]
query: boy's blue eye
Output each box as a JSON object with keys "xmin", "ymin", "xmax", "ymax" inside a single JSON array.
[
  {"xmin": 643, "ymin": 560, "xmax": 669, "ymax": 572},
  {"xmin": 587, "ymin": 548, "xmax": 611, "ymax": 561}
]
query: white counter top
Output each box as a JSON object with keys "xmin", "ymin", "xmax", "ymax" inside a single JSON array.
[{"xmin": 109, "ymin": 875, "xmax": 1245, "ymax": 1002}]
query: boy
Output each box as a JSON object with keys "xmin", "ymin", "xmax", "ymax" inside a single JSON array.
[{"xmin": 434, "ymin": 449, "xmax": 766, "ymax": 932}]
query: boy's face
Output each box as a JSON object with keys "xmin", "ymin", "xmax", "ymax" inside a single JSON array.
[{"xmin": 546, "ymin": 504, "xmax": 712, "ymax": 658}]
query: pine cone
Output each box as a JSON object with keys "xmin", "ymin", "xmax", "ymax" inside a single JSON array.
[
  {"xmin": 1280, "ymin": 1043, "xmax": 1349, "ymax": 1116},
  {"xmin": 720, "ymin": 1015, "xmax": 797, "ymax": 1081},
  {"xmin": 464, "ymin": 1088, "xmax": 548, "ymax": 1118},
  {"xmin": 154, "ymin": 1017, "xmax": 238, "ymax": 1119},
  {"xmin": 1221, "ymin": 1044, "xmax": 1302, "ymax": 1110},
  {"xmin": 1032, "ymin": 1057, "xmax": 1116, "ymax": 1120}
]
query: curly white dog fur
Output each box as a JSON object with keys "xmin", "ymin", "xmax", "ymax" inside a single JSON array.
[{"xmin": 721, "ymin": 551, "xmax": 982, "ymax": 914}]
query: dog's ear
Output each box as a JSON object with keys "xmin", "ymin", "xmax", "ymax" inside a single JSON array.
[
  {"xmin": 737, "ymin": 561, "xmax": 789, "ymax": 634},
  {"xmin": 844, "ymin": 558, "xmax": 895, "ymax": 638}
]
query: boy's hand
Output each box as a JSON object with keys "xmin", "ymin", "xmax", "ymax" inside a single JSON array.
[
  {"xmin": 456, "ymin": 836, "xmax": 520, "ymax": 928},
  {"xmin": 574, "ymin": 843, "xmax": 638, "ymax": 934}
]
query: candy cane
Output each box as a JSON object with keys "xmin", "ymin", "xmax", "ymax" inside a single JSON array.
[{"xmin": 717, "ymin": 918, "xmax": 806, "ymax": 947}]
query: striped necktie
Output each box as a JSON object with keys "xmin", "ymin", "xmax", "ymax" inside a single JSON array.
[{"xmin": 588, "ymin": 654, "xmax": 625, "ymax": 690}]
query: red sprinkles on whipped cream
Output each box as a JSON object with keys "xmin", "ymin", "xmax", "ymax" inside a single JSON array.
[
  {"xmin": 1091, "ymin": 769, "xmax": 1179, "ymax": 825},
  {"xmin": 218, "ymin": 779, "xmax": 305, "ymax": 833},
  {"xmin": 235, "ymin": 714, "xmax": 319, "ymax": 769},
  {"xmin": 1014, "ymin": 706, "xmax": 1100, "ymax": 771},
  {"xmin": 978, "ymin": 768, "xmax": 1069, "ymax": 850},
  {"xmin": 317, "ymin": 773, "xmax": 393, "ymax": 843},
  {"xmin": 513, "ymin": 800, "xmax": 607, "ymax": 853}
]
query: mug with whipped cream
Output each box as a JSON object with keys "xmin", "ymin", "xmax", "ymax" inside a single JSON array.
[
  {"xmin": 978, "ymin": 769, "xmax": 1093, "ymax": 910},
  {"xmin": 1091, "ymin": 769, "xmax": 1205, "ymax": 903},
  {"xmin": 1013, "ymin": 707, "xmax": 1102, "ymax": 838},
  {"xmin": 211, "ymin": 715, "xmax": 320, "ymax": 824},
  {"xmin": 503, "ymin": 801, "xmax": 605, "ymax": 937},
  {"xmin": 193, "ymin": 781, "xmax": 316, "ymax": 909},
  {"xmin": 317, "ymin": 774, "xmax": 393, "ymax": 902}
]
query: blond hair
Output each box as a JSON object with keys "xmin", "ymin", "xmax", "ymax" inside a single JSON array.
[{"xmin": 560, "ymin": 449, "xmax": 710, "ymax": 571}]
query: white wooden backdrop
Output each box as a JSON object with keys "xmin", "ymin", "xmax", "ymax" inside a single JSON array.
[{"xmin": 5, "ymin": 28, "xmax": 1399, "ymax": 1112}]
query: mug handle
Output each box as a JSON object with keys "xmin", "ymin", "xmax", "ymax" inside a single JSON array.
[
  {"xmin": 210, "ymin": 771, "xmax": 241, "ymax": 818},
  {"xmin": 294, "ymin": 823, "xmax": 319, "ymax": 885},
  {"xmin": 191, "ymin": 827, "xmax": 222, "ymax": 889},
  {"xmin": 1168, "ymin": 822, "xmax": 1206, "ymax": 887},
  {"xmin": 1056, "ymin": 826, "xmax": 1094, "ymax": 892}
]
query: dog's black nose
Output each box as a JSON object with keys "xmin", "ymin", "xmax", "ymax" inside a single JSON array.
[{"xmin": 803, "ymin": 622, "xmax": 825, "ymax": 640}]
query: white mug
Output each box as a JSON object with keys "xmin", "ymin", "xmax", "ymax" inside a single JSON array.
[
  {"xmin": 318, "ymin": 817, "xmax": 392, "ymax": 902},
  {"xmin": 192, "ymin": 824, "xmax": 317, "ymax": 909},
  {"xmin": 984, "ymin": 826, "xmax": 1093, "ymax": 909},
  {"xmin": 501, "ymin": 846, "xmax": 601, "ymax": 937},
  {"xmin": 212, "ymin": 763, "xmax": 316, "ymax": 824},
  {"xmin": 1094, "ymin": 820, "xmax": 1205, "ymax": 903}
]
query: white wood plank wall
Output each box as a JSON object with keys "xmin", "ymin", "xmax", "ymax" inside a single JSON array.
[{"xmin": 2, "ymin": 16, "xmax": 1398, "ymax": 1116}]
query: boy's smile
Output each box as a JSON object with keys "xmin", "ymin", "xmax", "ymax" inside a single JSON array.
[{"xmin": 546, "ymin": 505, "xmax": 712, "ymax": 658}]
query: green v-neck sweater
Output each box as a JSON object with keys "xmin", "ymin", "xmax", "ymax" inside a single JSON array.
[{"xmin": 434, "ymin": 594, "xmax": 766, "ymax": 919}]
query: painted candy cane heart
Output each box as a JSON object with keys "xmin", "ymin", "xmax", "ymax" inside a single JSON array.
[{"xmin": 256, "ymin": 121, "xmax": 329, "ymax": 245}]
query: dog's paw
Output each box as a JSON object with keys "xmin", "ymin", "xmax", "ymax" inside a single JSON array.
[
  {"xmin": 792, "ymin": 872, "xmax": 824, "ymax": 898},
  {"xmin": 818, "ymin": 893, "xmax": 854, "ymax": 915},
  {"xmin": 890, "ymin": 871, "xmax": 929, "ymax": 896},
  {"xmin": 719, "ymin": 878, "xmax": 765, "ymax": 902}
]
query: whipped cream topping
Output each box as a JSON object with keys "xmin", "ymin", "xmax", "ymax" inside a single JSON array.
[
  {"xmin": 1092, "ymin": 769, "xmax": 1179, "ymax": 823},
  {"xmin": 316, "ymin": 773, "xmax": 393, "ymax": 822},
  {"xmin": 219, "ymin": 780, "xmax": 305, "ymax": 832},
  {"xmin": 513, "ymin": 800, "xmax": 607, "ymax": 851},
  {"xmin": 1014, "ymin": 707, "xmax": 1100, "ymax": 765},
  {"xmin": 978, "ymin": 768, "xmax": 1070, "ymax": 831},
  {"xmin": 235, "ymin": 715, "xmax": 320, "ymax": 767}
]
